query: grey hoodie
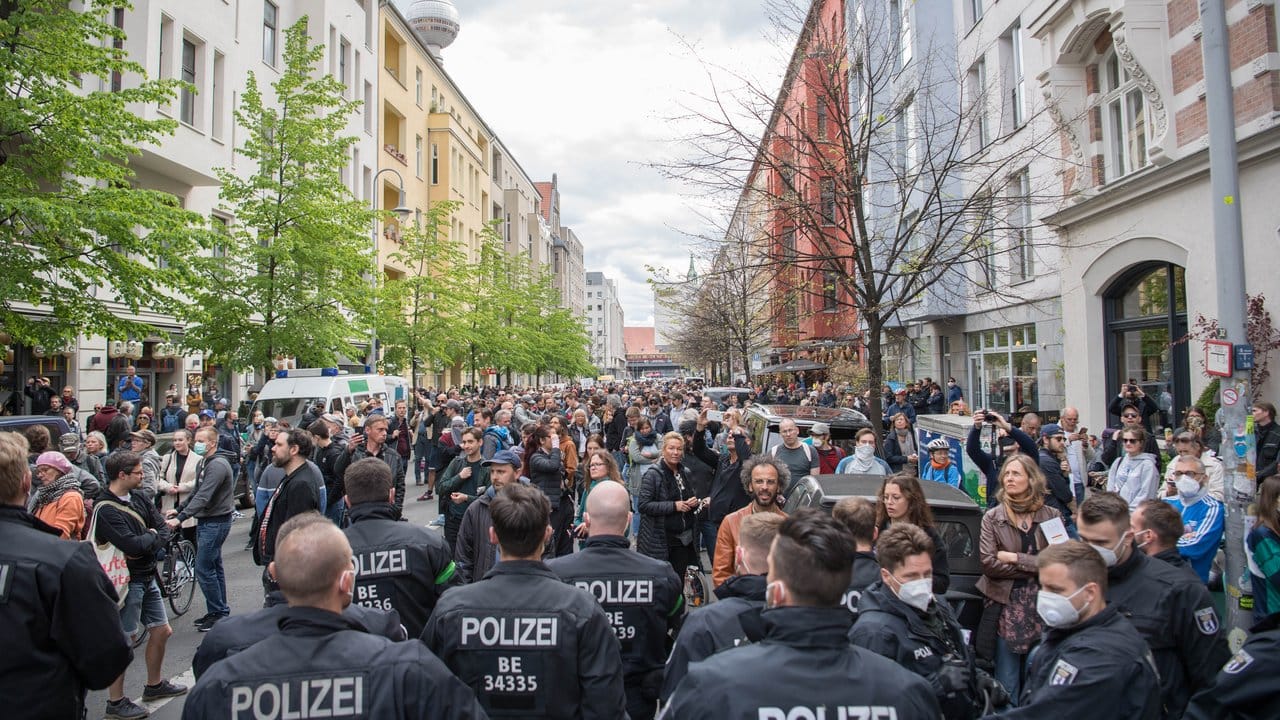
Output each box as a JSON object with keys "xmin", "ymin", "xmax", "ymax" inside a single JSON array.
[{"xmin": 1107, "ymin": 452, "xmax": 1160, "ymax": 511}]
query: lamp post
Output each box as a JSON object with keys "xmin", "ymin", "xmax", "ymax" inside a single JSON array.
[{"xmin": 369, "ymin": 167, "xmax": 413, "ymax": 371}]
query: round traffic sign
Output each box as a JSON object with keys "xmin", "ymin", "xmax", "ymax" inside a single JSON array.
[{"xmin": 1223, "ymin": 388, "xmax": 1239, "ymax": 406}]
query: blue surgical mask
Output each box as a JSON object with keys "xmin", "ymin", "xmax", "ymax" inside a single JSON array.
[{"xmin": 192, "ymin": 442, "xmax": 208, "ymax": 457}]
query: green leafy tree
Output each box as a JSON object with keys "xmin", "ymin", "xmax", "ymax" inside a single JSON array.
[
  {"xmin": 0, "ymin": 0, "xmax": 209, "ymax": 346},
  {"xmin": 377, "ymin": 200, "xmax": 471, "ymax": 380},
  {"xmin": 183, "ymin": 17, "xmax": 376, "ymax": 373}
]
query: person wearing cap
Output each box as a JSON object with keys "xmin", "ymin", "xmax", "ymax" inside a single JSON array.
[
  {"xmin": 808, "ymin": 422, "xmax": 845, "ymax": 474},
  {"xmin": 31, "ymin": 451, "xmax": 86, "ymax": 539},
  {"xmin": 60, "ymin": 432, "xmax": 104, "ymax": 492},
  {"xmin": 197, "ymin": 408, "xmax": 216, "ymax": 428},
  {"xmin": 1038, "ymin": 424, "xmax": 1079, "ymax": 536},
  {"xmin": 129, "ymin": 429, "xmax": 163, "ymax": 506},
  {"xmin": 453, "ymin": 448, "xmax": 525, "ymax": 583},
  {"xmin": 884, "ymin": 389, "xmax": 917, "ymax": 428}
]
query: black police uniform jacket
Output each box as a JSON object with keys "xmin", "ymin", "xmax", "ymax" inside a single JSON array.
[
  {"xmin": 1106, "ymin": 543, "xmax": 1231, "ymax": 718},
  {"xmin": 660, "ymin": 573, "xmax": 767, "ymax": 703},
  {"xmin": 662, "ymin": 606, "xmax": 941, "ymax": 720},
  {"xmin": 191, "ymin": 590, "xmax": 408, "ymax": 678},
  {"xmin": 0, "ymin": 506, "xmax": 133, "ymax": 719},
  {"xmin": 421, "ymin": 559, "xmax": 627, "ymax": 719},
  {"xmin": 849, "ymin": 582, "xmax": 979, "ymax": 720},
  {"xmin": 343, "ymin": 501, "xmax": 459, "ymax": 637},
  {"xmin": 1184, "ymin": 612, "xmax": 1280, "ymax": 720},
  {"xmin": 998, "ymin": 605, "xmax": 1161, "ymax": 720},
  {"xmin": 842, "ymin": 550, "xmax": 881, "ymax": 617},
  {"xmin": 184, "ymin": 606, "xmax": 485, "ymax": 720},
  {"xmin": 547, "ymin": 535, "xmax": 684, "ymax": 680}
]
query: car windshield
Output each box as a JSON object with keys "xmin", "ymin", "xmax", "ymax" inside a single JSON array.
[{"xmin": 251, "ymin": 397, "xmax": 324, "ymax": 422}]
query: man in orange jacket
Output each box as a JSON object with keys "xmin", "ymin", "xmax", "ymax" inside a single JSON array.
[{"xmin": 711, "ymin": 454, "xmax": 788, "ymax": 587}]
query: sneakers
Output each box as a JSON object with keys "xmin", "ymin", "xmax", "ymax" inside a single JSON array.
[
  {"xmin": 196, "ymin": 613, "xmax": 227, "ymax": 632},
  {"xmin": 429, "ymin": 514, "xmax": 445, "ymax": 527},
  {"xmin": 142, "ymin": 679, "xmax": 189, "ymax": 700},
  {"xmin": 243, "ymin": 537, "xmax": 254, "ymax": 551},
  {"xmin": 417, "ymin": 490, "xmax": 435, "ymax": 502},
  {"xmin": 105, "ymin": 697, "xmax": 149, "ymax": 719}
]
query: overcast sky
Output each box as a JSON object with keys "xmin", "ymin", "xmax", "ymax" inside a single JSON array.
[{"xmin": 392, "ymin": 0, "xmax": 786, "ymax": 325}]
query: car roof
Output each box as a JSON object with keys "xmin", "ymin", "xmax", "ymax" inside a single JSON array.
[
  {"xmin": 702, "ymin": 387, "xmax": 753, "ymax": 394},
  {"xmin": 0, "ymin": 415, "xmax": 72, "ymax": 435},
  {"xmin": 750, "ymin": 404, "xmax": 870, "ymax": 427},
  {"xmin": 805, "ymin": 473, "xmax": 980, "ymax": 512}
]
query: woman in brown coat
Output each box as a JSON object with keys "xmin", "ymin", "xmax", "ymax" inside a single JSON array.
[{"xmin": 977, "ymin": 453, "xmax": 1061, "ymax": 705}]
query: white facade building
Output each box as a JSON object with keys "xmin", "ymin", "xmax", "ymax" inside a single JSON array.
[{"xmin": 586, "ymin": 272, "xmax": 626, "ymax": 376}]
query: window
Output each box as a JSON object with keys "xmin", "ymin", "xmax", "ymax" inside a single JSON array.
[
  {"xmin": 973, "ymin": 193, "xmax": 995, "ymax": 285},
  {"xmin": 212, "ymin": 51, "xmax": 226, "ymax": 139},
  {"xmin": 967, "ymin": 0, "xmax": 983, "ymax": 27},
  {"xmin": 819, "ymin": 178, "xmax": 836, "ymax": 225},
  {"xmin": 1010, "ymin": 170, "xmax": 1033, "ymax": 281},
  {"xmin": 338, "ymin": 39, "xmax": 350, "ymax": 96},
  {"xmin": 781, "ymin": 228, "xmax": 797, "ymax": 263},
  {"xmin": 822, "ymin": 268, "xmax": 839, "ymax": 311},
  {"xmin": 180, "ymin": 39, "xmax": 197, "ymax": 126},
  {"xmin": 430, "ymin": 144, "xmax": 439, "ymax": 184},
  {"xmin": 363, "ymin": 81, "xmax": 372, "ymax": 133},
  {"xmin": 158, "ymin": 14, "xmax": 175, "ymax": 82},
  {"xmin": 900, "ymin": 3, "xmax": 913, "ymax": 66},
  {"xmin": 970, "ymin": 59, "xmax": 990, "ymax": 149},
  {"xmin": 1099, "ymin": 49, "xmax": 1149, "ymax": 180},
  {"xmin": 1007, "ymin": 24, "xmax": 1026, "ymax": 128},
  {"xmin": 816, "ymin": 103, "xmax": 827, "ymax": 140},
  {"xmin": 111, "ymin": 7, "xmax": 124, "ymax": 92},
  {"xmin": 903, "ymin": 99, "xmax": 918, "ymax": 171},
  {"xmin": 415, "ymin": 135, "xmax": 423, "ymax": 178},
  {"xmin": 263, "ymin": 1, "xmax": 278, "ymax": 66},
  {"xmin": 966, "ymin": 325, "xmax": 1038, "ymax": 414},
  {"xmin": 415, "ymin": 68, "xmax": 423, "ymax": 107}
]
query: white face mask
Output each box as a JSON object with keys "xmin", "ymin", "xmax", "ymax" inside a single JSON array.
[
  {"xmin": 1037, "ymin": 585, "xmax": 1089, "ymax": 628},
  {"xmin": 1089, "ymin": 531, "xmax": 1130, "ymax": 567},
  {"xmin": 890, "ymin": 573, "xmax": 934, "ymax": 612},
  {"xmin": 855, "ymin": 445, "xmax": 876, "ymax": 460},
  {"xmin": 1175, "ymin": 474, "xmax": 1202, "ymax": 499}
]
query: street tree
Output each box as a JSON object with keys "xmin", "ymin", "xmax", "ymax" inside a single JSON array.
[
  {"xmin": 376, "ymin": 200, "xmax": 471, "ymax": 380},
  {"xmin": 184, "ymin": 18, "xmax": 377, "ymax": 374},
  {"xmin": 0, "ymin": 0, "xmax": 209, "ymax": 347},
  {"xmin": 660, "ymin": 0, "xmax": 1068, "ymax": 431}
]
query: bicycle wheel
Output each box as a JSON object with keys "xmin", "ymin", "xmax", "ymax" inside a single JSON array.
[{"xmin": 167, "ymin": 539, "xmax": 197, "ymax": 617}]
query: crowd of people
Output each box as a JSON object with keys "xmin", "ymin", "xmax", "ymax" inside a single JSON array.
[{"xmin": 2, "ymin": 375, "xmax": 1279, "ymax": 719}]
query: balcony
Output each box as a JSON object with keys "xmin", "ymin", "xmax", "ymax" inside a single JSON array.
[{"xmin": 383, "ymin": 144, "xmax": 407, "ymax": 166}]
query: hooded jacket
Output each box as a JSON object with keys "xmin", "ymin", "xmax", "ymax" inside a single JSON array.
[
  {"xmin": 849, "ymin": 582, "xmax": 979, "ymax": 720},
  {"xmin": 1107, "ymin": 452, "xmax": 1160, "ymax": 511}
]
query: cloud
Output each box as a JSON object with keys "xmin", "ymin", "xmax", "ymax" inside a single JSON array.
[{"xmin": 392, "ymin": 0, "xmax": 785, "ymax": 326}]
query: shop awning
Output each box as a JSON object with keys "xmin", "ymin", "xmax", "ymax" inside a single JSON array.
[{"xmin": 757, "ymin": 359, "xmax": 828, "ymax": 374}]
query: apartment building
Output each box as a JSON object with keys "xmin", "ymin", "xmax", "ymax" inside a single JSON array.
[
  {"xmin": 555, "ymin": 227, "xmax": 588, "ymax": 318},
  {"xmin": 586, "ymin": 272, "xmax": 627, "ymax": 376}
]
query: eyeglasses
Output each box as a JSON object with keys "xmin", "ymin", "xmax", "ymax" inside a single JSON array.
[{"xmin": 1122, "ymin": 438, "xmax": 1141, "ymax": 444}]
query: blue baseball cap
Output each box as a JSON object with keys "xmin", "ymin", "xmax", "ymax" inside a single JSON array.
[
  {"xmin": 1042, "ymin": 423, "xmax": 1066, "ymax": 438},
  {"xmin": 482, "ymin": 449, "xmax": 522, "ymax": 470}
]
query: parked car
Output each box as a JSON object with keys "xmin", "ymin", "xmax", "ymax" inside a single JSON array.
[
  {"xmin": 783, "ymin": 472, "xmax": 985, "ymax": 631},
  {"xmin": 701, "ymin": 386, "xmax": 755, "ymax": 408},
  {"xmin": 0, "ymin": 415, "xmax": 73, "ymax": 444},
  {"xmin": 152, "ymin": 431, "xmax": 253, "ymax": 510},
  {"xmin": 742, "ymin": 404, "xmax": 873, "ymax": 456}
]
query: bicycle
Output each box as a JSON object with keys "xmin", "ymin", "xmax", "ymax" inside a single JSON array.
[{"xmin": 157, "ymin": 532, "xmax": 197, "ymax": 617}]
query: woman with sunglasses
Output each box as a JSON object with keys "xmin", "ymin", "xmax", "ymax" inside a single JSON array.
[{"xmin": 1106, "ymin": 426, "xmax": 1160, "ymax": 512}]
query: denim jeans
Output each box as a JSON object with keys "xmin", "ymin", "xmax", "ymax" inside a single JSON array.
[
  {"xmin": 995, "ymin": 636, "xmax": 1025, "ymax": 706},
  {"xmin": 699, "ymin": 519, "xmax": 718, "ymax": 569},
  {"xmin": 195, "ymin": 515, "xmax": 232, "ymax": 617},
  {"xmin": 325, "ymin": 499, "xmax": 346, "ymax": 527},
  {"xmin": 630, "ymin": 492, "xmax": 641, "ymax": 537}
]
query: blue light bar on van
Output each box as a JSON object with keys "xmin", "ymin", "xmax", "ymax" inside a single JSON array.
[
  {"xmin": 274, "ymin": 367, "xmax": 341, "ymax": 379},
  {"xmin": 320, "ymin": 367, "xmax": 339, "ymax": 376},
  {"xmin": 275, "ymin": 370, "xmax": 288, "ymax": 378}
]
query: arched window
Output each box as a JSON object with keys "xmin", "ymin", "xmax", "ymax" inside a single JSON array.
[
  {"xmin": 1104, "ymin": 262, "xmax": 1188, "ymax": 429},
  {"xmin": 1097, "ymin": 47, "xmax": 1149, "ymax": 181}
]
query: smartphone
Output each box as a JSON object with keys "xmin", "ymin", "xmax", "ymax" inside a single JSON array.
[{"xmin": 707, "ymin": 410, "xmax": 724, "ymax": 422}]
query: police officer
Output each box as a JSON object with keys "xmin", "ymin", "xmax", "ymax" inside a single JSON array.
[
  {"xmin": 849, "ymin": 523, "xmax": 981, "ymax": 720},
  {"xmin": 1077, "ymin": 492, "xmax": 1230, "ymax": 718},
  {"xmin": 998, "ymin": 541, "xmax": 1161, "ymax": 719},
  {"xmin": 343, "ymin": 457, "xmax": 459, "ymax": 637},
  {"xmin": 193, "ymin": 512, "xmax": 408, "ymax": 678},
  {"xmin": 0, "ymin": 432, "xmax": 132, "ymax": 719},
  {"xmin": 184, "ymin": 514, "xmax": 485, "ymax": 719},
  {"xmin": 831, "ymin": 496, "xmax": 881, "ymax": 616},
  {"xmin": 659, "ymin": 511, "xmax": 782, "ymax": 703},
  {"xmin": 661, "ymin": 509, "xmax": 940, "ymax": 719},
  {"xmin": 548, "ymin": 481, "xmax": 683, "ymax": 720},
  {"xmin": 1184, "ymin": 612, "xmax": 1280, "ymax": 719},
  {"xmin": 422, "ymin": 482, "xmax": 626, "ymax": 719}
]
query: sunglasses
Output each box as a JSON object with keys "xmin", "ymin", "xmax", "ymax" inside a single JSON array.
[
  {"xmin": 1122, "ymin": 438, "xmax": 1141, "ymax": 444},
  {"xmin": 1122, "ymin": 414, "xmax": 1139, "ymax": 419}
]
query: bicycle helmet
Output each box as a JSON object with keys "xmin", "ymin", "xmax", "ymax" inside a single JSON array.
[{"xmin": 926, "ymin": 437, "xmax": 951, "ymax": 452}]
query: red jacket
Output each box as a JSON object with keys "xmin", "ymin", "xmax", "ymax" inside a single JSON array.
[{"xmin": 89, "ymin": 406, "xmax": 119, "ymax": 434}]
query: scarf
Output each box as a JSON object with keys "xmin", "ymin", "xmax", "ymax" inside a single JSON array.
[
  {"xmin": 635, "ymin": 430, "xmax": 658, "ymax": 448},
  {"xmin": 895, "ymin": 429, "xmax": 915, "ymax": 457},
  {"xmin": 930, "ymin": 458, "xmax": 950, "ymax": 470},
  {"xmin": 30, "ymin": 472, "xmax": 84, "ymax": 514},
  {"xmin": 844, "ymin": 451, "xmax": 879, "ymax": 474},
  {"xmin": 1002, "ymin": 483, "xmax": 1044, "ymax": 516}
]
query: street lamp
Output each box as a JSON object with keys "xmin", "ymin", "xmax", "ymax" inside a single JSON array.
[{"xmin": 369, "ymin": 167, "xmax": 413, "ymax": 370}]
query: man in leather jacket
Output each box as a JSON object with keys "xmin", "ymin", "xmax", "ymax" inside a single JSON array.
[
  {"xmin": 184, "ymin": 514, "xmax": 484, "ymax": 719},
  {"xmin": 423, "ymin": 482, "xmax": 625, "ymax": 719},
  {"xmin": 662, "ymin": 509, "xmax": 940, "ymax": 719},
  {"xmin": 549, "ymin": 481, "xmax": 683, "ymax": 720}
]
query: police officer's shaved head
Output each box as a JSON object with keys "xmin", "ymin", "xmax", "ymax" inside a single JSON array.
[
  {"xmin": 767, "ymin": 509, "xmax": 855, "ymax": 607},
  {"xmin": 343, "ymin": 457, "xmax": 393, "ymax": 505},
  {"xmin": 272, "ymin": 513, "xmax": 354, "ymax": 608},
  {"xmin": 584, "ymin": 480, "xmax": 630, "ymax": 535}
]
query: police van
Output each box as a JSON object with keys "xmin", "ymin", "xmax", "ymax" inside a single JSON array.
[{"xmin": 249, "ymin": 368, "xmax": 409, "ymax": 427}]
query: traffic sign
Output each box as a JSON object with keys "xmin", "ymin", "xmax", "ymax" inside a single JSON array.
[
  {"xmin": 1206, "ymin": 340, "xmax": 1233, "ymax": 377},
  {"xmin": 1235, "ymin": 344, "xmax": 1255, "ymax": 371},
  {"xmin": 1222, "ymin": 388, "xmax": 1240, "ymax": 407}
]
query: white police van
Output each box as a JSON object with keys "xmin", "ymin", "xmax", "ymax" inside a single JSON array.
[{"xmin": 249, "ymin": 368, "xmax": 409, "ymax": 427}]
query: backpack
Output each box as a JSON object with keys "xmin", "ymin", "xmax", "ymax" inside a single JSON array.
[
  {"xmin": 483, "ymin": 426, "xmax": 509, "ymax": 453},
  {"xmin": 159, "ymin": 405, "xmax": 183, "ymax": 433}
]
